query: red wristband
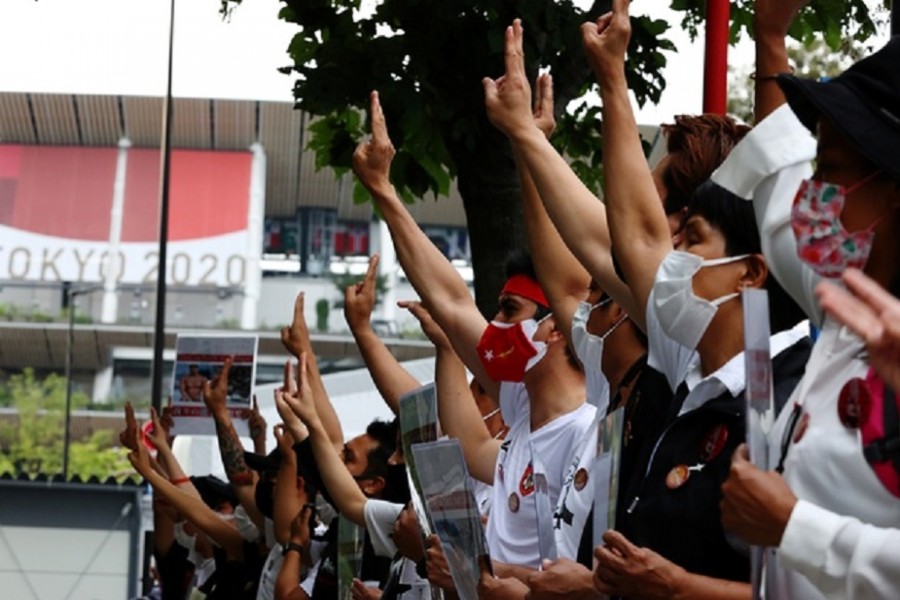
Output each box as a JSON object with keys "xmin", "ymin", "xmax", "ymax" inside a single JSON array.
[{"xmin": 170, "ymin": 476, "xmax": 191, "ymax": 485}]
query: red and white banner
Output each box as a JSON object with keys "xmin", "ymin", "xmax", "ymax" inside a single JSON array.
[{"xmin": 0, "ymin": 144, "xmax": 253, "ymax": 287}]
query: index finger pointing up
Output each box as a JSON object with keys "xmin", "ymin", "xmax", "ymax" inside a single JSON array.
[
  {"xmin": 364, "ymin": 253, "xmax": 380, "ymax": 286},
  {"xmin": 369, "ymin": 90, "xmax": 390, "ymax": 144},
  {"xmin": 292, "ymin": 292, "xmax": 305, "ymax": 325}
]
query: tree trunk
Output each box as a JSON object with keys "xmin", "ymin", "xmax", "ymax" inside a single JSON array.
[{"xmin": 451, "ymin": 126, "xmax": 527, "ymax": 320}]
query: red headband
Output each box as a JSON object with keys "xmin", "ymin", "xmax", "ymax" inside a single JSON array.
[{"xmin": 501, "ymin": 274, "xmax": 548, "ymax": 309}]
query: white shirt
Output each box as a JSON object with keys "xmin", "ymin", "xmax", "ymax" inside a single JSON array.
[
  {"xmin": 714, "ymin": 105, "xmax": 900, "ymax": 600},
  {"xmin": 486, "ymin": 382, "xmax": 596, "ymax": 568},
  {"xmin": 552, "ymin": 414, "xmax": 600, "ymax": 559}
]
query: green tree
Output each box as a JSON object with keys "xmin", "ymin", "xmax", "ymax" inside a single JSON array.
[
  {"xmin": 220, "ymin": 0, "xmax": 878, "ymax": 315},
  {"xmin": 0, "ymin": 370, "xmax": 132, "ymax": 480}
]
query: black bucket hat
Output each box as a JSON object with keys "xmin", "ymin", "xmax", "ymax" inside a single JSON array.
[{"xmin": 777, "ymin": 36, "xmax": 900, "ymax": 181}]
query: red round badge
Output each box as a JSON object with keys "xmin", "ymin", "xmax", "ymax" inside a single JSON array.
[
  {"xmin": 665, "ymin": 465, "xmax": 690, "ymax": 490},
  {"xmin": 699, "ymin": 423, "xmax": 729, "ymax": 463},
  {"xmin": 519, "ymin": 463, "xmax": 535, "ymax": 497},
  {"xmin": 793, "ymin": 412, "xmax": 810, "ymax": 444},
  {"xmin": 838, "ymin": 378, "xmax": 872, "ymax": 429}
]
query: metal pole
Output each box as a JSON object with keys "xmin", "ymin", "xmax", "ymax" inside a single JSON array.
[
  {"xmin": 63, "ymin": 288, "xmax": 75, "ymax": 480},
  {"xmin": 702, "ymin": 0, "xmax": 730, "ymax": 114},
  {"xmin": 150, "ymin": 0, "xmax": 176, "ymax": 414}
]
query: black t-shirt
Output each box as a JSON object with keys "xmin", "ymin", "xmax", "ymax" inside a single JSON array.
[
  {"xmin": 202, "ymin": 540, "xmax": 266, "ymax": 600},
  {"xmin": 614, "ymin": 337, "xmax": 811, "ymax": 581}
]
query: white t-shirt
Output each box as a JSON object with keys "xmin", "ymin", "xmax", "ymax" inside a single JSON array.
[
  {"xmin": 552, "ymin": 414, "xmax": 600, "ymax": 559},
  {"xmin": 485, "ymin": 382, "xmax": 596, "ymax": 568},
  {"xmin": 714, "ymin": 104, "xmax": 900, "ymax": 599}
]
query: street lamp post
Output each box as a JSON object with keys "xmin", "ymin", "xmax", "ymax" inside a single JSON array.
[{"xmin": 63, "ymin": 286, "xmax": 102, "ymax": 480}]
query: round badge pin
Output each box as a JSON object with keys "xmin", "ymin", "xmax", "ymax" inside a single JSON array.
[
  {"xmin": 519, "ymin": 463, "xmax": 535, "ymax": 497},
  {"xmin": 699, "ymin": 423, "xmax": 729, "ymax": 463},
  {"xmin": 793, "ymin": 412, "xmax": 810, "ymax": 444},
  {"xmin": 508, "ymin": 492, "xmax": 520, "ymax": 513},
  {"xmin": 838, "ymin": 378, "xmax": 872, "ymax": 429},
  {"xmin": 573, "ymin": 468, "xmax": 589, "ymax": 492},
  {"xmin": 665, "ymin": 464, "xmax": 690, "ymax": 490}
]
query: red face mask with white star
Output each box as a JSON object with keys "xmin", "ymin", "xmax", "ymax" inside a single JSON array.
[{"xmin": 476, "ymin": 318, "xmax": 548, "ymax": 382}]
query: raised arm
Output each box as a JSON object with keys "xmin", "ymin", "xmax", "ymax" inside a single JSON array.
[
  {"xmin": 752, "ymin": 0, "xmax": 809, "ymax": 123},
  {"xmin": 282, "ymin": 292, "xmax": 344, "ymax": 451},
  {"xmin": 483, "ymin": 20, "xmax": 638, "ymax": 324},
  {"xmin": 351, "ymin": 92, "xmax": 498, "ymax": 398},
  {"xmin": 273, "ymin": 423, "xmax": 302, "ymax": 545},
  {"xmin": 515, "ymin": 72, "xmax": 590, "ymax": 349},
  {"xmin": 275, "ymin": 505, "xmax": 314, "ymax": 600},
  {"xmin": 401, "ymin": 300, "xmax": 500, "ymax": 484},
  {"xmin": 584, "ymin": 0, "xmax": 672, "ymax": 316},
  {"xmin": 202, "ymin": 359, "xmax": 266, "ymax": 532},
  {"xmin": 345, "ymin": 253, "xmax": 421, "ymax": 414},
  {"xmin": 128, "ymin": 430, "xmax": 246, "ymax": 560},
  {"xmin": 282, "ymin": 354, "xmax": 369, "ymax": 527}
]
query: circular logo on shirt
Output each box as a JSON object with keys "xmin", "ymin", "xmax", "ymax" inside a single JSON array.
[
  {"xmin": 665, "ymin": 464, "xmax": 691, "ymax": 490},
  {"xmin": 838, "ymin": 378, "xmax": 872, "ymax": 429},
  {"xmin": 508, "ymin": 492, "xmax": 520, "ymax": 513},
  {"xmin": 573, "ymin": 468, "xmax": 589, "ymax": 492}
]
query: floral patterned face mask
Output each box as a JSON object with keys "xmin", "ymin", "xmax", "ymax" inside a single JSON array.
[{"xmin": 791, "ymin": 171, "xmax": 884, "ymax": 278}]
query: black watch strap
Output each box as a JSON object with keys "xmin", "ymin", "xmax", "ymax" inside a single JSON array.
[{"xmin": 282, "ymin": 541, "xmax": 305, "ymax": 557}]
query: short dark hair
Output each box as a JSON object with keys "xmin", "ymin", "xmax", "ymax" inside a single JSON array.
[
  {"xmin": 661, "ymin": 115, "xmax": 751, "ymax": 215},
  {"xmin": 360, "ymin": 418, "xmax": 398, "ymax": 480},
  {"xmin": 685, "ymin": 181, "xmax": 805, "ymax": 334}
]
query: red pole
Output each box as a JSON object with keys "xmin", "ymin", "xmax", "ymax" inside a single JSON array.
[{"xmin": 703, "ymin": 0, "xmax": 730, "ymax": 114}]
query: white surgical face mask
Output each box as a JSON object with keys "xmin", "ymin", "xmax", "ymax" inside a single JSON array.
[
  {"xmin": 571, "ymin": 299, "xmax": 627, "ymax": 412},
  {"xmin": 233, "ymin": 504, "xmax": 260, "ymax": 543},
  {"xmin": 173, "ymin": 521, "xmax": 195, "ymax": 553},
  {"xmin": 652, "ymin": 250, "xmax": 748, "ymax": 350}
]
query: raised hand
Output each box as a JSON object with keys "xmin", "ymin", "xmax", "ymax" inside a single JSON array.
[
  {"xmin": 273, "ymin": 423, "xmax": 295, "ymax": 460},
  {"xmin": 145, "ymin": 406, "xmax": 171, "ymax": 451},
  {"xmin": 581, "ymin": 0, "xmax": 631, "ymax": 87},
  {"xmin": 399, "ymin": 300, "xmax": 452, "ymax": 350},
  {"xmin": 279, "ymin": 352, "xmax": 320, "ymax": 429},
  {"xmin": 248, "ymin": 395, "xmax": 267, "ymax": 448},
  {"xmin": 483, "ymin": 18, "xmax": 536, "ymax": 140},
  {"xmin": 291, "ymin": 502, "xmax": 314, "ymax": 540},
  {"xmin": 345, "ymin": 254, "xmax": 380, "ymax": 332},
  {"xmin": 160, "ymin": 397, "xmax": 175, "ymax": 446},
  {"xmin": 754, "ymin": 0, "xmax": 812, "ymax": 39},
  {"xmin": 817, "ymin": 268, "xmax": 900, "ymax": 393},
  {"xmin": 281, "ymin": 292, "xmax": 311, "ymax": 359},
  {"xmin": 352, "ymin": 91, "xmax": 396, "ymax": 196},
  {"xmin": 202, "ymin": 357, "xmax": 232, "ymax": 417},
  {"xmin": 127, "ymin": 433, "xmax": 153, "ymax": 477},
  {"xmin": 119, "ymin": 401, "xmax": 139, "ymax": 451},
  {"xmin": 533, "ymin": 72, "xmax": 556, "ymax": 140}
]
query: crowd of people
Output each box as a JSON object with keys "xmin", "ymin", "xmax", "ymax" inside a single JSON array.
[{"xmin": 121, "ymin": 0, "xmax": 900, "ymax": 598}]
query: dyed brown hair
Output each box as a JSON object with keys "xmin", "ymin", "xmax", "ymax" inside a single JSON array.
[{"xmin": 660, "ymin": 114, "xmax": 751, "ymax": 215}]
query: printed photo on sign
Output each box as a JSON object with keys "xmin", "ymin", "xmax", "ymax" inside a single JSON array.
[{"xmin": 170, "ymin": 334, "xmax": 258, "ymax": 436}]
